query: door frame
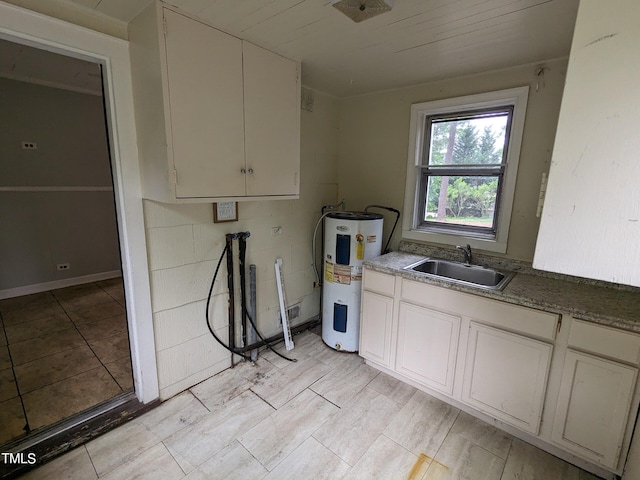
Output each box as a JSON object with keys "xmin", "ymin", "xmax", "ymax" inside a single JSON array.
[{"xmin": 0, "ymin": 2, "xmax": 159, "ymax": 403}]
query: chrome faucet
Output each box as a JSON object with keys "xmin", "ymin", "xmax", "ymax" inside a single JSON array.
[{"xmin": 456, "ymin": 244, "xmax": 472, "ymax": 265}]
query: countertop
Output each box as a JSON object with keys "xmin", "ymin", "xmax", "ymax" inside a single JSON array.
[{"xmin": 364, "ymin": 250, "xmax": 640, "ymax": 333}]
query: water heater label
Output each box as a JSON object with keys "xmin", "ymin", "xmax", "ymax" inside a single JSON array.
[
  {"xmin": 366, "ymin": 235, "xmax": 377, "ymax": 243},
  {"xmin": 334, "ymin": 265, "xmax": 351, "ymax": 285},
  {"xmin": 351, "ymin": 266, "xmax": 363, "ymax": 281},
  {"xmin": 325, "ymin": 261, "xmax": 334, "ymax": 283},
  {"xmin": 356, "ymin": 234, "xmax": 364, "ymax": 260}
]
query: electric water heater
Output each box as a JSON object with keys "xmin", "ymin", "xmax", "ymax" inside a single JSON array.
[{"xmin": 322, "ymin": 211, "xmax": 383, "ymax": 352}]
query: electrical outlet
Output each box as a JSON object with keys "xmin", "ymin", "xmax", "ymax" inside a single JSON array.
[
  {"xmin": 21, "ymin": 142, "xmax": 37, "ymax": 150},
  {"xmin": 301, "ymin": 87, "xmax": 314, "ymax": 112},
  {"xmin": 57, "ymin": 263, "xmax": 70, "ymax": 271}
]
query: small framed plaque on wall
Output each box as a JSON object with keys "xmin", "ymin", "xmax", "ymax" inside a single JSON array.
[{"xmin": 213, "ymin": 202, "xmax": 238, "ymax": 223}]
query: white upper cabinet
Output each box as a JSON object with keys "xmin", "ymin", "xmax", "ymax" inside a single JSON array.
[
  {"xmin": 164, "ymin": 9, "xmax": 245, "ymax": 198},
  {"xmin": 533, "ymin": 0, "xmax": 640, "ymax": 287},
  {"xmin": 243, "ymin": 42, "xmax": 300, "ymax": 197},
  {"xmin": 129, "ymin": 2, "xmax": 300, "ymax": 202}
]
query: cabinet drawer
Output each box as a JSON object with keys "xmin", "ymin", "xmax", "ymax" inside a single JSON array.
[
  {"xmin": 401, "ymin": 279, "xmax": 558, "ymax": 340},
  {"xmin": 569, "ymin": 319, "xmax": 640, "ymax": 365},
  {"xmin": 363, "ymin": 269, "xmax": 395, "ymax": 296}
]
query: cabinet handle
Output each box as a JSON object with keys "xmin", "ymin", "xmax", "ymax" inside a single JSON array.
[
  {"xmin": 241, "ymin": 168, "xmax": 246, "ymax": 174},
  {"xmin": 248, "ymin": 168, "xmax": 254, "ymax": 174}
]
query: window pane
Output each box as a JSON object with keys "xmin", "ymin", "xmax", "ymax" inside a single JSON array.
[
  {"xmin": 425, "ymin": 175, "xmax": 499, "ymax": 228},
  {"xmin": 428, "ymin": 112, "xmax": 509, "ymax": 166}
]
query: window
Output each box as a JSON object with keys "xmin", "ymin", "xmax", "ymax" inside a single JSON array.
[{"xmin": 403, "ymin": 87, "xmax": 529, "ymax": 253}]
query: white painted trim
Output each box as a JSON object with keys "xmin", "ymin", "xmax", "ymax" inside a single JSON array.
[
  {"xmin": 402, "ymin": 86, "xmax": 529, "ymax": 254},
  {"xmin": 0, "ymin": 2, "xmax": 159, "ymax": 403},
  {"xmin": 0, "ymin": 270, "xmax": 121, "ymax": 300},
  {"xmin": 0, "ymin": 71, "xmax": 101, "ymax": 96},
  {"xmin": 0, "ymin": 186, "xmax": 113, "ymax": 192}
]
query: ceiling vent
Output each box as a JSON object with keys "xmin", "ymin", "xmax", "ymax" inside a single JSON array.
[{"xmin": 331, "ymin": 0, "xmax": 395, "ymax": 23}]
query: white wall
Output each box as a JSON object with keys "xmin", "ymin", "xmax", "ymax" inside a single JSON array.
[
  {"xmin": 144, "ymin": 91, "xmax": 339, "ymax": 400},
  {"xmin": 337, "ymin": 58, "xmax": 568, "ymax": 262},
  {"xmin": 0, "ymin": 78, "xmax": 121, "ymax": 293}
]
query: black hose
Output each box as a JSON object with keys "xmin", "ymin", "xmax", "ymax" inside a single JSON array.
[
  {"xmin": 364, "ymin": 204, "xmax": 400, "ymax": 254},
  {"xmin": 239, "ymin": 232, "xmax": 248, "ymax": 349},
  {"xmin": 316, "ymin": 200, "xmax": 345, "ymax": 286},
  {"xmin": 205, "ymin": 235, "xmax": 296, "ymax": 363},
  {"xmin": 242, "ymin": 305, "xmax": 297, "ymax": 363}
]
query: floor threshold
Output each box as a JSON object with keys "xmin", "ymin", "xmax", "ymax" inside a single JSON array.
[{"xmin": 1, "ymin": 392, "xmax": 158, "ymax": 479}]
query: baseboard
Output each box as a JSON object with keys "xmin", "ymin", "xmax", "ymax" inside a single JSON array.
[{"xmin": 0, "ymin": 271, "xmax": 122, "ymax": 300}]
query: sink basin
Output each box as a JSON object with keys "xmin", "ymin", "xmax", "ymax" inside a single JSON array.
[{"xmin": 404, "ymin": 258, "xmax": 514, "ymax": 291}]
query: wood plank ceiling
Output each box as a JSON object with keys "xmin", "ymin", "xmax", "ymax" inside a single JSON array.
[{"xmin": 24, "ymin": 0, "xmax": 582, "ymax": 96}]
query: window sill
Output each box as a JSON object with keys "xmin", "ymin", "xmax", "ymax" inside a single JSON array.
[{"xmin": 402, "ymin": 228, "xmax": 507, "ymax": 254}]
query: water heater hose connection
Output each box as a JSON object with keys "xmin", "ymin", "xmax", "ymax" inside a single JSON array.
[
  {"xmin": 311, "ymin": 200, "xmax": 346, "ymax": 286},
  {"xmin": 363, "ymin": 205, "xmax": 400, "ymax": 254}
]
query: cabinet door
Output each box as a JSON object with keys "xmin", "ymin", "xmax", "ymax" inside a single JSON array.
[
  {"xmin": 360, "ymin": 291, "xmax": 393, "ymax": 367},
  {"xmin": 552, "ymin": 350, "xmax": 637, "ymax": 469},
  {"xmin": 532, "ymin": 2, "xmax": 640, "ymax": 287},
  {"xmin": 163, "ymin": 9, "xmax": 245, "ymax": 198},
  {"xmin": 396, "ymin": 302, "xmax": 460, "ymax": 395},
  {"xmin": 462, "ymin": 322, "xmax": 552, "ymax": 434},
  {"xmin": 243, "ymin": 42, "xmax": 300, "ymax": 197}
]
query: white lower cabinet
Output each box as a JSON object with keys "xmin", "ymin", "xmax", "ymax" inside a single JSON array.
[
  {"xmin": 359, "ymin": 267, "xmax": 640, "ymax": 477},
  {"xmin": 462, "ymin": 322, "xmax": 553, "ymax": 435},
  {"xmin": 552, "ymin": 350, "xmax": 637, "ymax": 469},
  {"xmin": 396, "ymin": 301, "xmax": 460, "ymax": 395},
  {"xmin": 359, "ymin": 290, "xmax": 394, "ymax": 367}
]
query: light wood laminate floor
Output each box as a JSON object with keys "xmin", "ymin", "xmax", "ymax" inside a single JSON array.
[{"xmin": 19, "ymin": 330, "xmax": 599, "ymax": 479}]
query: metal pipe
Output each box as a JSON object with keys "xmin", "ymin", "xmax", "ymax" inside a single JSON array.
[
  {"xmin": 225, "ymin": 234, "xmax": 236, "ymax": 367},
  {"xmin": 236, "ymin": 317, "xmax": 321, "ymax": 353},
  {"xmin": 248, "ymin": 264, "xmax": 258, "ymax": 361}
]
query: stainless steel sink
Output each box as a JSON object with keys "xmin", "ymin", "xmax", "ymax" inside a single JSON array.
[{"xmin": 404, "ymin": 258, "xmax": 514, "ymax": 291}]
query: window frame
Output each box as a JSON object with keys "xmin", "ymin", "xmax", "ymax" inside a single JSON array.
[
  {"xmin": 402, "ymin": 87, "xmax": 529, "ymax": 254},
  {"xmin": 417, "ymin": 105, "xmax": 513, "ymax": 237}
]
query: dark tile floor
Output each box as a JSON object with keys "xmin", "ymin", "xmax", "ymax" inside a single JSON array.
[{"xmin": 0, "ymin": 278, "xmax": 133, "ymax": 445}]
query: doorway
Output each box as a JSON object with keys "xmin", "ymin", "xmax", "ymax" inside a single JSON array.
[
  {"xmin": 0, "ymin": 0, "xmax": 160, "ymax": 455},
  {"xmin": 0, "ymin": 40, "xmax": 134, "ymax": 446}
]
